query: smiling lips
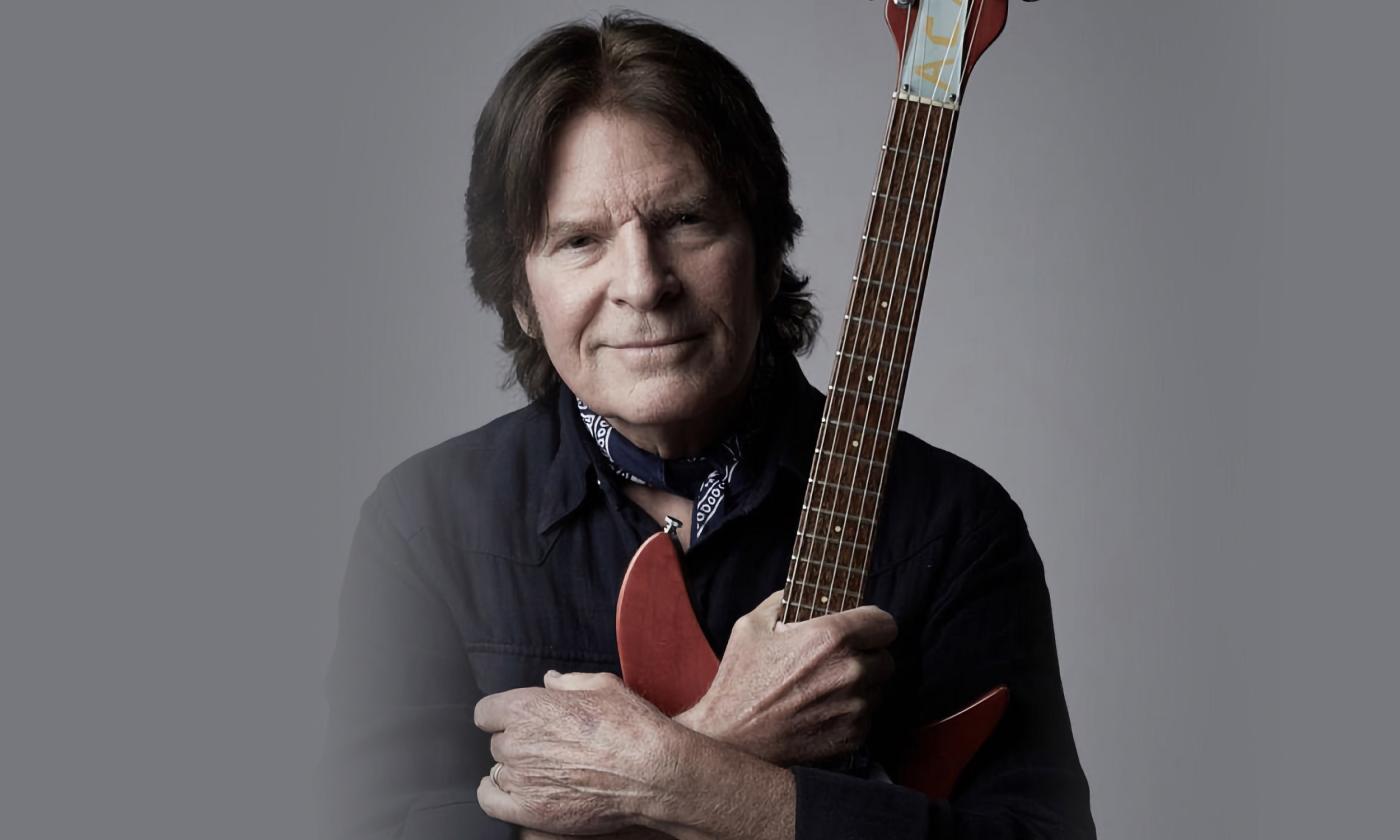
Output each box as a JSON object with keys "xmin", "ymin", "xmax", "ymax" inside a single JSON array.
[{"xmin": 607, "ymin": 335, "xmax": 700, "ymax": 350}]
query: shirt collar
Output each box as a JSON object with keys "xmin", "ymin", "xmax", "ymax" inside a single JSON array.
[
  {"xmin": 534, "ymin": 351, "xmax": 824, "ymax": 535},
  {"xmin": 535, "ymin": 384, "xmax": 599, "ymax": 535}
]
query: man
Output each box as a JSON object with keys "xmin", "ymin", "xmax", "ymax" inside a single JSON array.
[{"xmin": 323, "ymin": 13, "xmax": 1094, "ymax": 840}]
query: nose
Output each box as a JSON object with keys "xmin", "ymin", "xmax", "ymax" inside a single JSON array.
[{"xmin": 608, "ymin": 224, "xmax": 679, "ymax": 311}]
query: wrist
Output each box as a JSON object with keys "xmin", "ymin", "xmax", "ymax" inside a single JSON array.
[
  {"xmin": 640, "ymin": 723, "xmax": 795, "ymax": 840},
  {"xmin": 673, "ymin": 698, "xmax": 717, "ymax": 739}
]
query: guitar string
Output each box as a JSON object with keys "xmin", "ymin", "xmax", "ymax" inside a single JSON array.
[
  {"xmin": 784, "ymin": 4, "xmax": 926, "ymax": 624},
  {"xmin": 840, "ymin": 0, "xmax": 987, "ymax": 615},
  {"xmin": 782, "ymin": 6, "xmax": 918, "ymax": 624},
  {"xmin": 788, "ymin": 2, "xmax": 958, "ymax": 622},
  {"xmin": 788, "ymin": 0, "xmax": 987, "ymax": 622},
  {"xmin": 819, "ymin": 0, "xmax": 980, "ymax": 618}
]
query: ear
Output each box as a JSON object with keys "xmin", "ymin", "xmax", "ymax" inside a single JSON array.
[{"xmin": 512, "ymin": 297, "xmax": 537, "ymax": 340}]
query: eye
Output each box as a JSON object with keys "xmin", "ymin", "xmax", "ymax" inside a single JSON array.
[
  {"xmin": 561, "ymin": 234, "xmax": 595, "ymax": 251},
  {"xmin": 674, "ymin": 213, "xmax": 702, "ymax": 226}
]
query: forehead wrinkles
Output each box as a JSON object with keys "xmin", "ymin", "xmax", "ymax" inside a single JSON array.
[{"xmin": 541, "ymin": 113, "xmax": 711, "ymax": 228}]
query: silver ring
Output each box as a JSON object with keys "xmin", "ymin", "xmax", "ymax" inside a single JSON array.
[{"xmin": 490, "ymin": 762, "xmax": 504, "ymax": 789}]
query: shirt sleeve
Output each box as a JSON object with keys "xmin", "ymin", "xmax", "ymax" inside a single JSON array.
[
  {"xmin": 790, "ymin": 484, "xmax": 1096, "ymax": 840},
  {"xmin": 319, "ymin": 481, "xmax": 517, "ymax": 840}
]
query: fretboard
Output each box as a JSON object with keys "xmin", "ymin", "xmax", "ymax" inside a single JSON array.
[{"xmin": 781, "ymin": 93, "xmax": 958, "ymax": 623}]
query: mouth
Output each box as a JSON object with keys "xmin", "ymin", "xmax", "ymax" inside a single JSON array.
[{"xmin": 608, "ymin": 335, "xmax": 701, "ymax": 350}]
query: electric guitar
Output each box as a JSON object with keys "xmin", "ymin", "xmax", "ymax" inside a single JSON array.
[{"xmin": 616, "ymin": 0, "xmax": 1015, "ymax": 799}]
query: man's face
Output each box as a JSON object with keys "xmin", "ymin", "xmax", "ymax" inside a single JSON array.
[{"xmin": 521, "ymin": 109, "xmax": 767, "ymax": 453}]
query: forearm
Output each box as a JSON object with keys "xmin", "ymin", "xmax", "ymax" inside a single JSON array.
[{"xmin": 641, "ymin": 725, "xmax": 795, "ymax": 840}]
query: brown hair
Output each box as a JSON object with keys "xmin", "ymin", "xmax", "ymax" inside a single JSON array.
[{"xmin": 465, "ymin": 11, "xmax": 819, "ymax": 401}]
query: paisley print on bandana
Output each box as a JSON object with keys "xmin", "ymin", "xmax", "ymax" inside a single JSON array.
[
  {"xmin": 575, "ymin": 347, "xmax": 773, "ymax": 543},
  {"xmin": 575, "ymin": 402, "xmax": 743, "ymax": 540}
]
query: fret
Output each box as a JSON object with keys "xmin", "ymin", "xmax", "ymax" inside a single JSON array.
[
  {"xmin": 870, "ymin": 191, "xmax": 938, "ymax": 210},
  {"xmin": 893, "ymin": 90, "xmax": 960, "ymax": 112},
  {"xmin": 860, "ymin": 234, "xmax": 925, "ymax": 253},
  {"xmin": 845, "ymin": 275, "xmax": 924, "ymax": 302},
  {"xmin": 849, "ymin": 278, "xmax": 917, "ymax": 314},
  {"xmin": 871, "ymin": 165, "xmax": 940, "ymax": 207},
  {"xmin": 802, "ymin": 497, "xmax": 885, "ymax": 532},
  {"xmin": 842, "ymin": 316, "xmax": 916, "ymax": 361},
  {"xmin": 866, "ymin": 195, "xmax": 940, "ymax": 243},
  {"xmin": 820, "ymin": 416, "xmax": 895, "ymax": 436},
  {"xmin": 785, "ymin": 576, "xmax": 863, "ymax": 603},
  {"xmin": 802, "ymin": 517, "xmax": 876, "ymax": 543},
  {"xmin": 793, "ymin": 531, "xmax": 872, "ymax": 551},
  {"xmin": 782, "ymin": 601, "xmax": 834, "ymax": 619},
  {"xmin": 825, "ymin": 385, "xmax": 898, "ymax": 405},
  {"xmin": 842, "ymin": 314, "xmax": 913, "ymax": 333},
  {"xmin": 856, "ymin": 245, "xmax": 934, "ymax": 290},
  {"xmin": 834, "ymin": 350, "xmax": 907, "ymax": 371},
  {"xmin": 809, "ymin": 455, "xmax": 882, "ymax": 491},
  {"xmin": 844, "ymin": 291, "xmax": 921, "ymax": 331},
  {"xmin": 815, "ymin": 423, "xmax": 894, "ymax": 464},
  {"xmin": 787, "ymin": 558, "xmax": 869, "ymax": 577},
  {"xmin": 869, "ymin": 179, "xmax": 941, "ymax": 216},
  {"xmin": 815, "ymin": 447, "xmax": 883, "ymax": 466},
  {"xmin": 806, "ymin": 476, "xmax": 871, "ymax": 493},
  {"xmin": 881, "ymin": 143, "xmax": 941, "ymax": 164},
  {"xmin": 832, "ymin": 359, "xmax": 901, "ymax": 401},
  {"xmin": 802, "ymin": 505, "xmax": 877, "ymax": 525}
]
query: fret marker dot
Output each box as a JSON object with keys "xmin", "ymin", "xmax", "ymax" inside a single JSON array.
[
  {"xmin": 881, "ymin": 301, "xmax": 889, "ymax": 308},
  {"xmin": 867, "ymin": 375, "xmax": 875, "ymax": 382},
  {"xmin": 851, "ymin": 439, "xmax": 861, "ymax": 448},
  {"xmin": 820, "ymin": 595, "xmax": 829, "ymax": 604},
  {"xmin": 834, "ymin": 525, "xmax": 843, "ymax": 533}
]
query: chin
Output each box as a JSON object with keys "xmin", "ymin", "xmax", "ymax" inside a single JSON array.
[{"xmin": 584, "ymin": 369, "xmax": 733, "ymax": 428}]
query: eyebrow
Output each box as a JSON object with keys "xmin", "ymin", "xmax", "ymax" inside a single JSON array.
[
  {"xmin": 538, "ymin": 218, "xmax": 600, "ymax": 249},
  {"xmin": 538, "ymin": 193, "xmax": 719, "ymax": 247}
]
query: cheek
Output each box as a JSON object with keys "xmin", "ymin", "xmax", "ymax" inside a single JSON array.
[
  {"xmin": 708, "ymin": 248, "xmax": 762, "ymax": 329},
  {"xmin": 534, "ymin": 307, "xmax": 580, "ymax": 360},
  {"xmin": 527, "ymin": 280, "xmax": 596, "ymax": 361}
]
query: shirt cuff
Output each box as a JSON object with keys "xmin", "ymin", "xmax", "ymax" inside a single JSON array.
[{"xmin": 792, "ymin": 766, "xmax": 930, "ymax": 840}]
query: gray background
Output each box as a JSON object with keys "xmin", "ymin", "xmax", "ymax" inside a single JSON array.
[{"xmin": 3, "ymin": 1, "xmax": 1396, "ymax": 837}]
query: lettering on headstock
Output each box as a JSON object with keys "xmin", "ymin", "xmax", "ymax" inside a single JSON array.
[{"xmin": 903, "ymin": 0, "xmax": 969, "ymax": 101}]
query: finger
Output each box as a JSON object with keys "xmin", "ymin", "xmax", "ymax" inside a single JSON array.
[
  {"xmin": 757, "ymin": 589, "xmax": 785, "ymax": 619},
  {"xmin": 831, "ymin": 605, "xmax": 898, "ymax": 650},
  {"xmin": 489, "ymin": 731, "xmax": 515, "ymax": 763},
  {"xmin": 474, "ymin": 687, "xmax": 543, "ymax": 733},
  {"xmin": 740, "ymin": 590, "xmax": 786, "ymax": 632},
  {"xmin": 492, "ymin": 761, "xmax": 514, "ymax": 793},
  {"xmin": 544, "ymin": 670, "xmax": 622, "ymax": 692},
  {"xmin": 477, "ymin": 773, "xmax": 533, "ymax": 828}
]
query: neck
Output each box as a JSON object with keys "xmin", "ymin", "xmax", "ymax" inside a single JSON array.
[{"xmin": 781, "ymin": 93, "xmax": 958, "ymax": 623}]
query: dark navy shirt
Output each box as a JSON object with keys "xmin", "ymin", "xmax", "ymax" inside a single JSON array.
[{"xmin": 322, "ymin": 356, "xmax": 1095, "ymax": 839}]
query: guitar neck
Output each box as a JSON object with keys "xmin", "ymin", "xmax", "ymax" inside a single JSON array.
[{"xmin": 781, "ymin": 93, "xmax": 959, "ymax": 623}]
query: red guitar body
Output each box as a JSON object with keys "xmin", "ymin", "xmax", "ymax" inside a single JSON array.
[{"xmin": 616, "ymin": 533, "xmax": 1009, "ymax": 800}]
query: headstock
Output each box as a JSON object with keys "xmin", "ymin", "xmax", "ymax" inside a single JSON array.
[{"xmin": 884, "ymin": 0, "xmax": 1011, "ymax": 103}]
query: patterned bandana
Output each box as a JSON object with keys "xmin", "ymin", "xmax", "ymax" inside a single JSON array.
[{"xmin": 576, "ymin": 352, "xmax": 773, "ymax": 543}]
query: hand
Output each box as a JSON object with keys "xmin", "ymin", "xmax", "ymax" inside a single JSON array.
[
  {"xmin": 675, "ymin": 590, "xmax": 897, "ymax": 766},
  {"xmin": 475, "ymin": 671, "xmax": 682, "ymax": 836},
  {"xmin": 520, "ymin": 828, "xmax": 670, "ymax": 840}
]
